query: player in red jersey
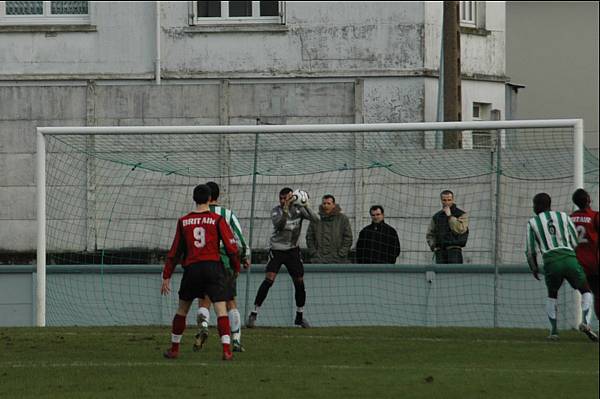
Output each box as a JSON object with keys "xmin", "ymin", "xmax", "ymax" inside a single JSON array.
[
  {"xmin": 571, "ymin": 188, "xmax": 599, "ymax": 323},
  {"xmin": 161, "ymin": 184, "xmax": 240, "ymax": 360}
]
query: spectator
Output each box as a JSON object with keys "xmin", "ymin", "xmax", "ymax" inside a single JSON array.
[
  {"xmin": 306, "ymin": 194, "xmax": 353, "ymax": 263},
  {"xmin": 356, "ymin": 205, "xmax": 401, "ymax": 264},
  {"xmin": 426, "ymin": 190, "xmax": 469, "ymax": 264}
]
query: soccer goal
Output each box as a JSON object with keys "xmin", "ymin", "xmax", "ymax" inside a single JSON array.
[{"xmin": 36, "ymin": 119, "xmax": 598, "ymax": 328}]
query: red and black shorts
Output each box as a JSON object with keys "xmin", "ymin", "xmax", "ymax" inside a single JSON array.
[
  {"xmin": 265, "ymin": 247, "xmax": 304, "ymax": 278},
  {"xmin": 178, "ymin": 261, "xmax": 229, "ymax": 303}
]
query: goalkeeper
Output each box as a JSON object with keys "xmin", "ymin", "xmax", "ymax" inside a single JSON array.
[
  {"xmin": 525, "ymin": 193, "xmax": 597, "ymax": 342},
  {"xmin": 194, "ymin": 181, "xmax": 251, "ymax": 353},
  {"xmin": 247, "ymin": 187, "xmax": 319, "ymax": 328}
]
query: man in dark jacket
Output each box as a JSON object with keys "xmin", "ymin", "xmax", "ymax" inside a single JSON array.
[
  {"xmin": 306, "ymin": 194, "xmax": 353, "ymax": 263},
  {"xmin": 356, "ymin": 205, "xmax": 401, "ymax": 264},
  {"xmin": 426, "ymin": 190, "xmax": 469, "ymax": 264}
]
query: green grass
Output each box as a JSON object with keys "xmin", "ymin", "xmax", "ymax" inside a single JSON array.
[{"xmin": 0, "ymin": 326, "xmax": 598, "ymax": 399}]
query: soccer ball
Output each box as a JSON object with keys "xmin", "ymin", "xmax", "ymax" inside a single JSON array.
[{"xmin": 292, "ymin": 189, "xmax": 309, "ymax": 206}]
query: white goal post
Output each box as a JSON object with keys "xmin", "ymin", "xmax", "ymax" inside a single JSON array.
[{"xmin": 36, "ymin": 119, "xmax": 585, "ymax": 327}]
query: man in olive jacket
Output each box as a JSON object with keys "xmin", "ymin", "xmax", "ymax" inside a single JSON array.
[
  {"xmin": 426, "ymin": 190, "xmax": 469, "ymax": 264},
  {"xmin": 306, "ymin": 194, "xmax": 353, "ymax": 263}
]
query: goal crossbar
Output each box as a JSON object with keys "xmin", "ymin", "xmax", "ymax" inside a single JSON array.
[{"xmin": 37, "ymin": 119, "xmax": 582, "ymax": 136}]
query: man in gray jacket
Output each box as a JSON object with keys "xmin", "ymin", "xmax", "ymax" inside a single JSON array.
[
  {"xmin": 247, "ymin": 187, "xmax": 319, "ymax": 328},
  {"xmin": 306, "ymin": 194, "xmax": 353, "ymax": 264}
]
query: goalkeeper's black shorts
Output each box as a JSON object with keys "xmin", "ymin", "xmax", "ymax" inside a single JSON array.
[
  {"xmin": 178, "ymin": 261, "xmax": 229, "ymax": 302},
  {"xmin": 265, "ymin": 247, "xmax": 304, "ymax": 278}
]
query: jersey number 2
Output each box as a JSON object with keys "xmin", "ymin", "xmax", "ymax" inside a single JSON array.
[
  {"xmin": 575, "ymin": 225, "xmax": 589, "ymax": 244},
  {"xmin": 193, "ymin": 227, "xmax": 206, "ymax": 248}
]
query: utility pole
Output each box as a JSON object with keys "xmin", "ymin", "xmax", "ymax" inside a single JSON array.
[{"xmin": 443, "ymin": 1, "xmax": 462, "ymax": 149}]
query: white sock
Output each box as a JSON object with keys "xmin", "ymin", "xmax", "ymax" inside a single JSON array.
[
  {"xmin": 297, "ymin": 307, "xmax": 304, "ymax": 313},
  {"xmin": 546, "ymin": 297, "xmax": 558, "ymax": 333},
  {"xmin": 221, "ymin": 334, "xmax": 231, "ymax": 345},
  {"xmin": 253, "ymin": 306, "xmax": 260, "ymax": 314},
  {"xmin": 229, "ymin": 309, "xmax": 241, "ymax": 341},
  {"xmin": 546, "ymin": 298, "xmax": 556, "ymax": 320},
  {"xmin": 171, "ymin": 333, "xmax": 182, "ymax": 343},
  {"xmin": 198, "ymin": 306, "xmax": 210, "ymax": 327},
  {"xmin": 546, "ymin": 297, "xmax": 557, "ymax": 319},
  {"xmin": 581, "ymin": 292, "xmax": 593, "ymax": 325}
]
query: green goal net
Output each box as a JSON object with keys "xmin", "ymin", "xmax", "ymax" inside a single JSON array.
[{"xmin": 39, "ymin": 122, "xmax": 599, "ymax": 329}]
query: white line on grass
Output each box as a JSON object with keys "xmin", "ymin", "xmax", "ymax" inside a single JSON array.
[
  {"xmin": 1, "ymin": 361, "xmax": 597, "ymax": 376},
  {"xmin": 13, "ymin": 331, "xmax": 594, "ymax": 345},
  {"xmin": 252, "ymin": 333, "xmax": 596, "ymax": 346}
]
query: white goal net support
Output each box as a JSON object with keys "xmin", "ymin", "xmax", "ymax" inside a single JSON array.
[{"xmin": 36, "ymin": 120, "xmax": 598, "ymax": 328}]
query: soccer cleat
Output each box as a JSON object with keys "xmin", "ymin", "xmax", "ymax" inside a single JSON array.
[
  {"xmin": 222, "ymin": 351, "xmax": 233, "ymax": 361},
  {"xmin": 247, "ymin": 312, "xmax": 257, "ymax": 328},
  {"xmin": 232, "ymin": 340, "xmax": 245, "ymax": 352},
  {"xmin": 294, "ymin": 317, "xmax": 310, "ymax": 328},
  {"xmin": 578, "ymin": 323, "xmax": 599, "ymax": 342},
  {"xmin": 193, "ymin": 327, "xmax": 209, "ymax": 352},
  {"xmin": 546, "ymin": 334, "xmax": 560, "ymax": 341},
  {"xmin": 163, "ymin": 349, "xmax": 179, "ymax": 359}
]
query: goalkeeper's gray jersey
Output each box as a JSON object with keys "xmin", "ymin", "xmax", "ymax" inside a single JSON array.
[{"xmin": 270, "ymin": 204, "xmax": 320, "ymax": 250}]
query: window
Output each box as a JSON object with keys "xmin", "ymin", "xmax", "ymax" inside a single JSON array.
[
  {"xmin": 472, "ymin": 103, "xmax": 481, "ymax": 119},
  {"xmin": 0, "ymin": 1, "xmax": 89, "ymax": 24},
  {"xmin": 463, "ymin": 102, "xmax": 495, "ymax": 150},
  {"xmin": 191, "ymin": 1, "xmax": 283, "ymax": 25},
  {"xmin": 459, "ymin": 1, "xmax": 477, "ymax": 27}
]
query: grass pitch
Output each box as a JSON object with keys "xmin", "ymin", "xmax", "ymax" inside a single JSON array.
[{"xmin": 0, "ymin": 326, "xmax": 597, "ymax": 399}]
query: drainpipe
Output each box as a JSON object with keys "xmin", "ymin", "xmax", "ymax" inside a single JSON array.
[{"xmin": 155, "ymin": 1, "xmax": 161, "ymax": 84}]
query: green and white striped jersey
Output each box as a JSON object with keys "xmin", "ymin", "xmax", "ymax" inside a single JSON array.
[
  {"xmin": 526, "ymin": 211, "xmax": 578, "ymax": 260},
  {"xmin": 210, "ymin": 204, "xmax": 251, "ymax": 267}
]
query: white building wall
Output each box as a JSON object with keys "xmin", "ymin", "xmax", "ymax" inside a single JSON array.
[
  {"xmin": 0, "ymin": 1, "xmax": 507, "ymax": 256},
  {"xmin": 423, "ymin": 2, "xmax": 506, "ymax": 122},
  {"xmin": 424, "ymin": 2, "xmax": 506, "ymax": 77},
  {"xmin": 160, "ymin": 1, "xmax": 425, "ymax": 78},
  {"xmin": 0, "ymin": 2, "xmax": 155, "ymax": 77}
]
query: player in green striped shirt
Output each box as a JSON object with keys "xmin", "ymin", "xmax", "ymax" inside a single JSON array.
[
  {"xmin": 194, "ymin": 182, "xmax": 251, "ymax": 352},
  {"xmin": 525, "ymin": 193, "xmax": 597, "ymax": 341}
]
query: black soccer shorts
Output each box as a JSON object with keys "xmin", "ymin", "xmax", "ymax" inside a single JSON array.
[
  {"xmin": 265, "ymin": 247, "xmax": 304, "ymax": 278},
  {"xmin": 224, "ymin": 268, "xmax": 238, "ymax": 301},
  {"xmin": 178, "ymin": 261, "xmax": 229, "ymax": 303}
]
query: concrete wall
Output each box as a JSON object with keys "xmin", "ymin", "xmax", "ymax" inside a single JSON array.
[
  {"xmin": 0, "ymin": 2, "xmax": 428, "ymax": 79},
  {"xmin": 0, "ymin": 2, "xmax": 155, "ymax": 78},
  {"xmin": 0, "ymin": 1, "xmax": 511, "ymax": 258},
  {"xmin": 424, "ymin": 2, "xmax": 506, "ymax": 78},
  {"xmin": 0, "ymin": 80, "xmax": 364, "ymax": 253},
  {"xmin": 506, "ymin": 1, "xmax": 599, "ymax": 154},
  {"xmin": 161, "ymin": 2, "xmax": 426, "ymax": 78},
  {"xmin": 2, "ymin": 265, "xmax": 594, "ymax": 331},
  {"xmin": 0, "ymin": 2, "xmax": 507, "ymax": 80}
]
